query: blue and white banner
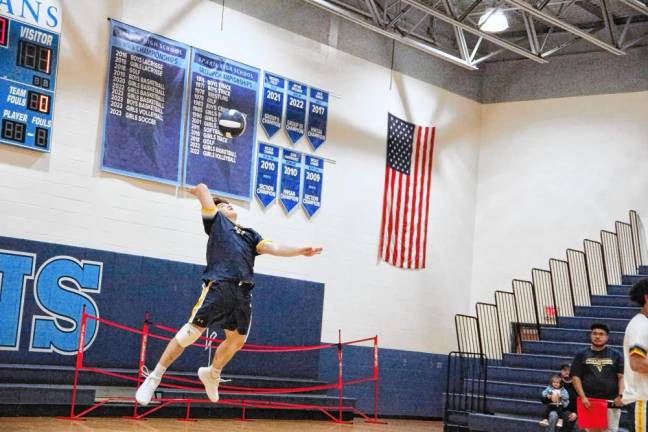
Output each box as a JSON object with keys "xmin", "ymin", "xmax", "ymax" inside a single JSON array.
[
  {"xmin": 302, "ymin": 155, "xmax": 323, "ymax": 217},
  {"xmin": 285, "ymin": 80, "xmax": 307, "ymax": 144},
  {"xmin": 255, "ymin": 142, "xmax": 280, "ymax": 208},
  {"xmin": 306, "ymin": 87, "xmax": 328, "ymax": 150},
  {"xmin": 101, "ymin": 20, "xmax": 189, "ymax": 185},
  {"xmin": 279, "ymin": 149, "xmax": 302, "ymax": 213},
  {"xmin": 183, "ymin": 49, "xmax": 260, "ymax": 200},
  {"xmin": 260, "ymin": 72, "xmax": 285, "ymax": 139}
]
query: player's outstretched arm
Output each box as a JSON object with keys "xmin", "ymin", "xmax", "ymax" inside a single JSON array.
[
  {"xmin": 258, "ymin": 242, "xmax": 322, "ymax": 257},
  {"xmin": 189, "ymin": 183, "xmax": 215, "ymax": 209}
]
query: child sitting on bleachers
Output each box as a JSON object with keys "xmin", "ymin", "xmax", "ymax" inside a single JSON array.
[{"xmin": 539, "ymin": 374, "xmax": 569, "ymax": 428}]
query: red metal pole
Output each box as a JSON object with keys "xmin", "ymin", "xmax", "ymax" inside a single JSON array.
[
  {"xmin": 69, "ymin": 305, "xmax": 87, "ymax": 419},
  {"xmin": 337, "ymin": 329, "xmax": 343, "ymax": 423},
  {"xmin": 373, "ymin": 335, "xmax": 379, "ymax": 421},
  {"xmin": 132, "ymin": 312, "xmax": 150, "ymax": 416}
]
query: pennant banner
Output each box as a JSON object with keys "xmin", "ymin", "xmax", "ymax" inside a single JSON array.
[
  {"xmin": 101, "ymin": 20, "xmax": 190, "ymax": 184},
  {"xmin": 306, "ymin": 87, "xmax": 328, "ymax": 150},
  {"xmin": 260, "ymin": 72, "xmax": 285, "ymax": 139},
  {"xmin": 302, "ymin": 155, "xmax": 323, "ymax": 217},
  {"xmin": 279, "ymin": 149, "xmax": 302, "ymax": 213},
  {"xmin": 285, "ymin": 80, "xmax": 307, "ymax": 144},
  {"xmin": 255, "ymin": 142, "xmax": 280, "ymax": 208},
  {"xmin": 183, "ymin": 49, "xmax": 260, "ymax": 200}
]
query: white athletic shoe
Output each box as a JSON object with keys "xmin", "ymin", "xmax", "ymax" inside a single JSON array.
[
  {"xmin": 198, "ymin": 367, "xmax": 221, "ymax": 403},
  {"xmin": 135, "ymin": 372, "xmax": 162, "ymax": 406}
]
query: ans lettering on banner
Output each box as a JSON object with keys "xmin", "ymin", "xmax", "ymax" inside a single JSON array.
[
  {"xmin": 260, "ymin": 72, "xmax": 285, "ymax": 139},
  {"xmin": 255, "ymin": 142, "xmax": 280, "ymax": 208},
  {"xmin": 301, "ymin": 155, "xmax": 323, "ymax": 217},
  {"xmin": 306, "ymin": 87, "xmax": 328, "ymax": 150},
  {"xmin": 284, "ymin": 80, "xmax": 307, "ymax": 144},
  {"xmin": 279, "ymin": 148, "xmax": 302, "ymax": 213}
]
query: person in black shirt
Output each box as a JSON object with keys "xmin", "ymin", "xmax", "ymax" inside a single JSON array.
[
  {"xmin": 136, "ymin": 183, "xmax": 322, "ymax": 406},
  {"xmin": 571, "ymin": 323, "xmax": 624, "ymax": 432},
  {"xmin": 541, "ymin": 364, "xmax": 579, "ymax": 431}
]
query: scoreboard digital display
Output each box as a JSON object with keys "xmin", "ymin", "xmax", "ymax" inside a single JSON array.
[{"xmin": 0, "ymin": 12, "xmax": 59, "ymax": 152}]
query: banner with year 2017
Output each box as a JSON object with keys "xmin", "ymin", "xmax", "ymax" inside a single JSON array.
[
  {"xmin": 260, "ymin": 72, "xmax": 285, "ymax": 139},
  {"xmin": 285, "ymin": 80, "xmax": 307, "ymax": 144},
  {"xmin": 183, "ymin": 49, "xmax": 260, "ymax": 200},
  {"xmin": 302, "ymin": 155, "xmax": 323, "ymax": 217},
  {"xmin": 101, "ymin": 20, "xmax": 190, "ymax": 184},
  {"xmin": 255, "ymin": 142, "xmax": 280, "ymax": 208},
  {"xmin": 306, "ymin": 88, "xmax": 328, "ymax": 150},
  {"xmin": 279, "ymin": 149, "xmax": 302, "ymax": 213}
]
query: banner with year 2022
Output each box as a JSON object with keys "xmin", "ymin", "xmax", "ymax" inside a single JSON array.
[
  {"xmin": 183, "ymin": 49, "xmax": 260, "ymax": 200},
  {"xmin": 101, "ymin": 20, "xmax": 190, "ymax": 185}
]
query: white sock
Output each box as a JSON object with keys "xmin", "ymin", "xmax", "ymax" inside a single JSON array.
[
  {"xmin": 152, "ymin": 363, "xmax": 167, "ymax": 378},
  {"xmin": 210, "ymin": 367, "xmax": 222, "ymax": 379}
]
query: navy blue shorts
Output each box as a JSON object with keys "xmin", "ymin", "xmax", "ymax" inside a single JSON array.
[{"xmin": 188, "ymin": 280, "xmax": 253, "ymax": 335}]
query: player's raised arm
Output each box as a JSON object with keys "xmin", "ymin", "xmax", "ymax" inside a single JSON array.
[
  {"xmin": 189, "ymin": 183, "xmax": 216, "ymax": 210},
  {"xmin": 257, "ymin": 242, "xmax": 322, "ymax": 257}
]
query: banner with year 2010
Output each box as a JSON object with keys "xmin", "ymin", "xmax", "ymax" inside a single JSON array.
[
  {"xmin": 255, "ymin": 142, "xmax": 280, "ymax": 208},
  {"xmin": 306, "ymin": 87, "xmax": 328, "ymax": 150},
  {"xmin": 101, "ymin": 20, "xmax": 190, "ymax": 185},
  {"xmin": 279, "ymin": 149, "xmax": 302, "ymax": 213},
  {"xmin": 260, "ymin": 72, "xmax": 285, "ymax": 139},
  {"xmin": 183, "ymin": 49, "xmax": 260, "ymax": 200},
  {"xmin": 301, "ymin": 155, "xmax": 323, "ymax": 217}
]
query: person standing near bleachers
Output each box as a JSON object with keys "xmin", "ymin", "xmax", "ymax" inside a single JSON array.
[
  {"xmin": 622, "ymin": 278, "xmax": 648, "ymax": 432},
  {"xmin": 571, "ymin": 323, "xmax": 624, "ymax": 432}
]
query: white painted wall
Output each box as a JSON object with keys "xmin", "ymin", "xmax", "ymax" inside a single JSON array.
[
  {"xmin": 471, "ymin": 92, "xmax": 648, "ymax": 305},
  {"xmin": 0, "ymin": 0, "xmax": 481, "ymax": 353}
]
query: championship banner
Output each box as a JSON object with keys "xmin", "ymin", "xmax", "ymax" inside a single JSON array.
[
  {"xmin": 260, "ymin": 72, "xmax": 285, "ymax": 139},
  {"xmin": 255, "ymin": 142, "xmax": 280, "ymax": 208},
  {"xmin": 101, "ymin": 20, "xmax": 189, "ymax": 185},
  {"xmin": 279, "ymin": 149, "xmax": 302, "ymax": 213},
  {"xmin": 306, "ymin": 87, "xmax": 328, "ymax": 150},
  {"xmin": 183, "ymin": 49, "xmax": 260, "ymax": 200},
  {"xmin": 285, "ymin": 80, "xmax": 307, "ymax": 144},
  {"xmin": 301, "ymin": 155, "xmax": 323, "ymax": 217}
]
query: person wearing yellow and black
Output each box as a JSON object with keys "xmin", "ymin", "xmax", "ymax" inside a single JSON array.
[
  {"xmin": 623, "ymin": 278, "xmax": 648, "ymax": 432},
  {"xmin": 135, "ymin": 183, "xmax": 322, "ymax": 406},
  {"xmin": 572, "ymin": 323, "xmax": 624, "ymax": 432}
]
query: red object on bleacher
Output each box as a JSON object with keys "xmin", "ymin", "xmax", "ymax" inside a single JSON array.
[{"xmin": 577, "ymin": 397, "xmax": 608, "ymax": 429}]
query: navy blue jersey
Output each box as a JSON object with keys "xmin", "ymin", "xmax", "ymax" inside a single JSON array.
[{"xmin": 202, "ymin": 211, "xmax": 266, "ymax": 283}]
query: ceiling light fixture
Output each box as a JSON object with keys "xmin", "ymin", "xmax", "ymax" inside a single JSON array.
[{"xmin": 478, "ymin": 7, "xmax": 509, "ymax": 33}]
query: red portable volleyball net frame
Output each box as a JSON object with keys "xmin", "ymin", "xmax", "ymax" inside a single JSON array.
[{"xmin": 59, "ymin": 310, "xmax": 387, "ymax": 424}]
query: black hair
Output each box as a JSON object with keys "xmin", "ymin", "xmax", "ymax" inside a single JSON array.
[
  {"xmin": 549, "ymin": 374, "xmax": 563, "ymax": 387},
  {"xmin": 590, "ymin": 323, "xmax": 609, "ymax": 334},
  {"xmin": 213, "ymin": 197, "xmax": 230, "ymax": 206},
  {"xmin": 629, "ymin": 278, "xmax": 648, "ymax": 306},
  {"xmin": 559, "ymin": 363, "xmax": 570, "ymax": 370}
]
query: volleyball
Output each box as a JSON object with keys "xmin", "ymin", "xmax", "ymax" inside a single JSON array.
[{"xmin": 218, "ymin": 109, "xmax": 246, "ymax": 139}]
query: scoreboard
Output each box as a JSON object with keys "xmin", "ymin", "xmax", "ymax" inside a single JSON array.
[{"xmin": 0, "ymin": 12, "xmax": 59, "ymax": 152}]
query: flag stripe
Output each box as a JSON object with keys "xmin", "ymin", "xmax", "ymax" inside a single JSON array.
[
  {"xmin": 384, "ymin": 169, "xmax": 397, "ymax": 263},
  {"xmin": 378, "ymin": 156, "xmax": 391, "ymax": 255},
  {"xmin": 407, "ymin": 127, "xmax": 423, "ymax": 268},
  {"xmin": 414, "ymin": 127, "xmax": 429, "ymax": 268},
  {"xmin": 421, "ymin": 128, "xmax": 436, "ymax": 268}
]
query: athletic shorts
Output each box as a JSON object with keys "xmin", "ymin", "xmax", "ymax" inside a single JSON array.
[{"xmin": 188, "ymin": 280, "xmax": 253, "ymax": 335}]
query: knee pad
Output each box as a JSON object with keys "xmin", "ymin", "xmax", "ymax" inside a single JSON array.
[{"xmin": 175, "ymin": 323, "xmax": 202, "ymax": 348}]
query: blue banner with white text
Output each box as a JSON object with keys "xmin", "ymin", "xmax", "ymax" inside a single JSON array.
[
  {"xmin": 285, "ymin": 80, "xmax": 307, "ymax": 144},
  {"xmin": 255, "ymin": 142, "xmax": 280, "ymax": 208},
  {"xmin": 302, "ymin": 155, "xmax": 323, "ymax": 217},
  {"xmin": 279, "ymin": 149, "xmax": 302, "ymax": 213},
  {"xmin": 101, "ymin": 20, "xmax": 189, "ymax": 185},
  {"xmin": 183, "ymin": 49, "xmax": 260, "ymax": 200},
  {"xmin": 306, "ymin": 87, "xmax": 328, "ymax": 150},
  {"xmin": 260, "ymin": 72, "xmax": 285, "ymax": 139}
]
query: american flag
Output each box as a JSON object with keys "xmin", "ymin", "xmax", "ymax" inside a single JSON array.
[{"xmin": 379, "ymin": 113, "xmax": 436, "ymax": 269}]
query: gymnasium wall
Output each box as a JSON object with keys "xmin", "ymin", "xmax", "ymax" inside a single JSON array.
[
  {"xmin": 0, "ymin": 0, "xmax": 481, "ymax": 361},
  {"xmin": 470, "ymin": 91, "xmax": 648, "ymax": 305}
]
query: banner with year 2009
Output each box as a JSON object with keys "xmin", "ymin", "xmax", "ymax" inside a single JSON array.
[
  {"xmin": 279, "ymin": 149, "xmax": 302, "ymax": 213},
  {"xmin": 255, "ymin": 142, "xmax": 279, "ymax": 208},
  {"xmin": 302, "ymin": 155, "xmax": 323, "ymax": 217},
  {"xmin": 183, "ymin": 49, "xmax": 260, "ymax": 200}
]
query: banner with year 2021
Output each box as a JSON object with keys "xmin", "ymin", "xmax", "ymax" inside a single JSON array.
[
  {"xmin": 183, "ymin": 49, "xmax": 260, "ymax": 200},
  {"xmin": 101, "ymin": 20, "xmax": 190, "ymax": 185},
  {"xmin": 260, "ymin": 72, "xmax": 285, "ymax": 139}
]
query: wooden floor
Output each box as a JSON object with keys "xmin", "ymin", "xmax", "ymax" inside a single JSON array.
[{"xmin": 0, "ymin": 417, "xmax": 442, "ymax": 432}]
